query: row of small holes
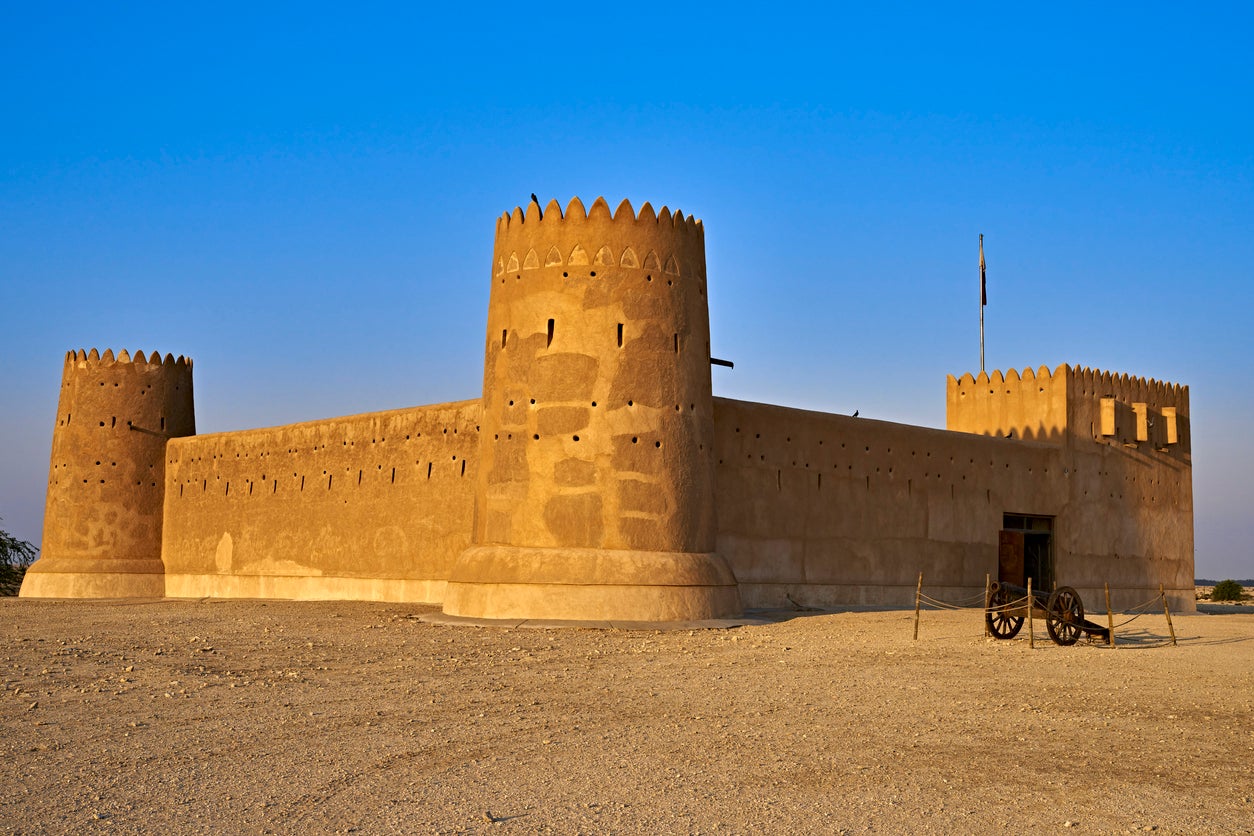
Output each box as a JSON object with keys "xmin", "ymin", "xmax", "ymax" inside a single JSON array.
[
  {"xmin": 505, "ymin": 400, "xmax": 696, "ymax": 410},
  {"xmin": 174, "ymin": 459, "xmax": 470, "ymax": 495},
  {"xmin": 500, "ymin": 322, "xmax": 681, "ymax": 354},
  {"xmin": 173, "ymin": 429, "xmax": 475, "ymax": 464}
]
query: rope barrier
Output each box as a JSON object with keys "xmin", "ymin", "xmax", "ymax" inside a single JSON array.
[
  {"xmin": 1107, "ymin": 593, "xmax": 1167, "ymax": 628},
  {"xmin": 917, "ymin": 598, "xmax": 976, "ymax": 612},
  {"xmin": 1112, "ymin": 612, "xmax": 1147, "ymax": 629},
  {"xmin": 911, "ymin": 576, "xmax": 1179, "ymax": 647},
  {"xmin": 917, "ymin": 592, "xmax": 1030, "ymax": 614},
  {"xmin": 915, "ymin": 588, "xmax": 1170, "ymax": 622}
]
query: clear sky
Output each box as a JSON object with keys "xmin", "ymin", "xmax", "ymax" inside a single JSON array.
[{"xmin": 2, "ymin": 3, "xmax": 1251, "ymax": 578}]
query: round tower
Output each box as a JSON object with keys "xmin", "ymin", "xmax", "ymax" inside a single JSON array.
[
  {"xmin": 442, "ymin": 197, "xmax": 741, "ymax": 621},
  {"xmin": 21, "ymin": 349, "xmax": 195, "ymax": 598}
]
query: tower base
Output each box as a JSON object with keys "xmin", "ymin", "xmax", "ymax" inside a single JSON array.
[
  {"xmin": 442, "ymin": 545, "xmax": 742, "ymax": 622},
  {"xmin": 18, "ymin": 557, "xmax": 166, "ymax": 599}
]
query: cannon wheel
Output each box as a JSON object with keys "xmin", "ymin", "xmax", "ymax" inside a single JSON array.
[
  {"xmin": 986, "ymin": 585, "xmax": 1024, "ymax": 640},
  {"xmin": 1045, "ymin": 586, "xmax": 1084, "ymax": 646}
]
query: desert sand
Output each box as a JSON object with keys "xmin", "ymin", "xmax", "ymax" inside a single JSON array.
[{"xmin": 1, "ymin": 598, "xmax": 1251, "ymax": 834}]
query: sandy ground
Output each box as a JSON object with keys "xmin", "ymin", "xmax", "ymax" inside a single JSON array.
[{"xmin": 1, "ymin": 598, "xmax": 1251, "ymax": 835}]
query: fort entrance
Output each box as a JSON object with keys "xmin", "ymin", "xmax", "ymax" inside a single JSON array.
[{"xmin": 998, "ymin": 514, "xmax": 1054, "ymax": 591}]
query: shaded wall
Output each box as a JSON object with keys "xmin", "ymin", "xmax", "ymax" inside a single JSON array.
[
  {"xmin": 1059, "ymin": 368, "xmax": 1194, "ymax": 611},
  {"xmin": 162, "ymin": 400, "xmax": 480, "ymax": 602},
  {"xmin": 712, "ymin": 397, "xmax": 1065, "ymax": 608}
]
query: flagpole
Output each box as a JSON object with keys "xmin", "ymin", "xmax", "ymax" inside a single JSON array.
[{"xmin": 979, "ymin": 234, "xmax": 986, "ymax": 373}]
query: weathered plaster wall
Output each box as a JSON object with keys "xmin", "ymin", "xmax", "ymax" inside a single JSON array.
[
  {"xmin": 472, "ymin": 197, "xmax": 715, "ymax": 554},
  {"xmin": 22, "ymin": 350, "xmax": 194, "ymax": 598},
  {"xmin": 713, "ymin": 397, "xmax": 1065, "ymax": 608},
  {"xmin": 444, "ymin": 197, "xmax": 740, "ymax": 621},
  {"xmin": 161, "ymin": 400, "xmax": 480, "ymax": 602}
]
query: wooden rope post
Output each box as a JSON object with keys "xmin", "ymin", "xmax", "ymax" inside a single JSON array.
[
  {"xmin": 1105, "ymin": 582, "xmax": 1114, "ymax": 648},
  {"xmin": 984, "ymin": 573, "xmax": 991, "ymax": 638},
  {"xmin": 913, "ymin": 572, "xmax": 923, "ymax": 640},
  {"xmin": 1160, "ymin": 583, "xmax": 1177, "ymax": 646},
  {"xmin": 1027, "ymin": 576, "xmax": 1035, "ymax": 649}
]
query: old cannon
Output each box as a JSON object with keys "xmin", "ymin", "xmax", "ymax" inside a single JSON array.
[{"xmin": 985, "ymin": 581, "xmax": 1110, "ymax": 646}]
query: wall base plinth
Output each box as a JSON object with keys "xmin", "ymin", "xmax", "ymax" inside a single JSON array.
[
  {"xmin": 165, "ymin": 574, "xmax": 446, "ymax": 604},
  {"xmin": 19, "ymin": 557, "xmax": 167, "ymax": 599},
  {"xmin": 737, "ymin": 582, "xmax": 969, "ymax": 610},
  {"xmin": 443, "ymin": 545, "xmax": 742, "ymax": 621}
]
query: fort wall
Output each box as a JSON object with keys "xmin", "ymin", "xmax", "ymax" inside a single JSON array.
[
  {"xmin": 162, "ymin": 400, "xmax": 480, "ymax": 602},
  {"xmin": 714, "ymin": 397, "xmax": 1066, "ymax": 607}
]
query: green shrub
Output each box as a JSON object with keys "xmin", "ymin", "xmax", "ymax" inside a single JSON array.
[
  {"xmin": 1211, "ymin": 579, "xmax": 1245, "ymax": 602},
  {"xmin": 0, "ymin": 520, "xmax": 38, "ymax": 596}
]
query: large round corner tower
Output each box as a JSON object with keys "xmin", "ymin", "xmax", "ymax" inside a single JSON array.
[
  {"xmin": 441, "ymin": 197, "xmax": 742, "ymax": 621},
  {"xmin": 21, "ymin": 349, "xmax": 195, "ymax": 598}
]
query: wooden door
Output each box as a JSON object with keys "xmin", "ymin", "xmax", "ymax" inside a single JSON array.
[{"xmin": 998, "ymin": 530, "xmax": 1025, "ymax": 585}]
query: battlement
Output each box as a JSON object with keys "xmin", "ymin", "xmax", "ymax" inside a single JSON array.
[
  {"xmin": 67, "ymin": 348, "xmax": 192, "ymax": 370},
  {"xmin": 495, "ymin": 196, "xmax": 703, "ymax": 234},
  {"xmin": 949, "ymin": 364, "xmax": 1187, "ymax": 408},
  {"xmin": 1068, "ymin": 366, "xmax": 1189, "ymax": 454},
  {"xmin": 950, "ymin": 364, "xmax": 1064, "ymax": 391},
  {"xmin": 947, "ymin": 364, "xmax": 1070, "ymax": 442},
  {"xmin": 1070, "ymin": 366, "xmax": 1188, "ymax": 409},
  {"xmin": 947, "ymin": 363, "xmax": 1190, "ymax": 454},
  {"xmin": 492, "ymin": 196, "xmax": 704, "ymax": 284}
]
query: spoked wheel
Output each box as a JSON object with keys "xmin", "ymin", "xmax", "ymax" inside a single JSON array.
[
  {"xmin": 1045, "ymin": 586, "xmax": 1084, "ymax": 646},
  {"xmin": 986, "ymin": 585, "xmax": 1024, "ymax": 640}
]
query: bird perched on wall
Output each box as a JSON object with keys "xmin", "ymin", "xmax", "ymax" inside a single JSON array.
[{"xmin": 852, "ymin": 410, "xmax": 859, "ymax": 418}]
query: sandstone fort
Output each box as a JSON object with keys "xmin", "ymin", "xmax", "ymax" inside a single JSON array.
[{"xmin": 21, "ymin": 197, "xmax": 1195, "ymax": 618}]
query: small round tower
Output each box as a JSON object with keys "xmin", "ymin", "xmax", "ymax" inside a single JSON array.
[
  {"xmin": 442, "ymin": 197, "xmax": 741, "ymax": 621},
  {"xmin": 21, "ymin": 349, "xmax": 195, "ymax": 598}
]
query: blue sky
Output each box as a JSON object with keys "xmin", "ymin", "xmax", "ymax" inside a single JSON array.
[{"xmin": 2, "ymin": 3, "xmax": 1251, "ymax": 578}]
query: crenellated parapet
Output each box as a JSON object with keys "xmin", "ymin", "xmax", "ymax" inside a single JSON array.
[
  {"xmin": 946, "ymin": 364, "xmax": 1070, "ymax": 443},
  {"xmin": 946, "ymin": 363, "xmax": 1190, "ymax": 455},
  {"xmin": 1070, "ymin": 366, "xmax": 1188, "ymax": 407},
  {"xmin": 21, "ymin": 348, "xmax": 195, "ymax": 598},
  {"xmin": 67, "ymin": 348, "xmax": 193, "ymax": 370},
  {"xmin": 1070, "ymin": 366, "xmax": 1189, "ymax": 455},
  {"xmin": 492, "ymin": 196, "xmax": 704, "ymax": 289}
]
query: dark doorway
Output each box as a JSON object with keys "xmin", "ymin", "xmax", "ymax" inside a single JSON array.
[{"xmin": 999, "ymin": 514, "xmax": 1054, "ymax": 591}]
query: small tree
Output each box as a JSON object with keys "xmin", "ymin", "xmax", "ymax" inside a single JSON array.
[
  {"xmin": 0, "ymin": 520, "xmax": 38, "ymax": 596},
  {"xmin": 1211, "ymin": 579, "xmax": 1245, "ymax": 602}
]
